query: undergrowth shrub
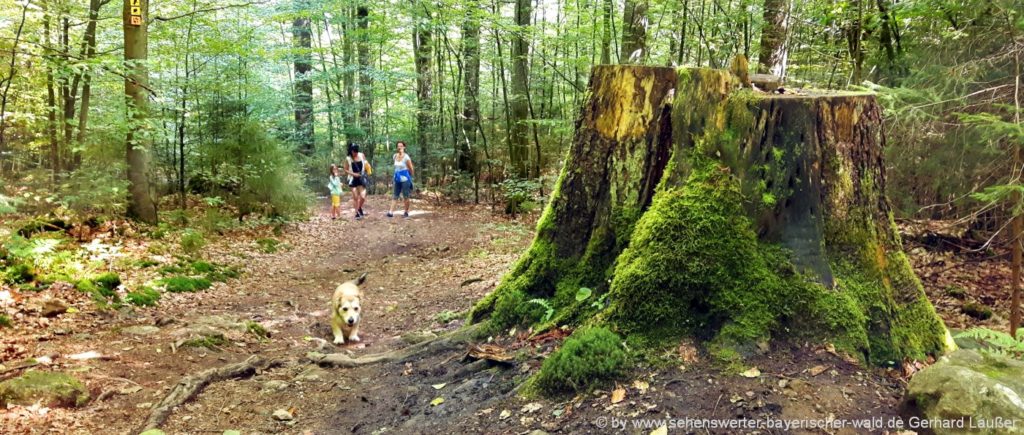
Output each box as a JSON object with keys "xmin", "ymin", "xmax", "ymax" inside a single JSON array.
[
  {"xmin": 532, "ymin": 327, "xmax": 627, "ymax": 396},
  {"xmin": 179, "ymin": 230, "xmax": 206, "ymax": 255},
  {"xmin": 126, "ymin": 287, "xmax": 161, "ymax": 307},
  {"xmin": 160, "ymin": 276, "xmax": 212, "ymax": 293}
]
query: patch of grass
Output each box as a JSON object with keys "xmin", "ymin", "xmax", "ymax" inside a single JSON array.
[
  {"xmin": 531, "ymin": 327, "xmax": 627, "ymax": 396},
  {"xmin": 160, "ymin": 276, "xmax": 212, "ymax": 293},
  {"xmin": 179, "ymin": 229, "xmax": 206, "ymax": 255},
  {"xmin": 0, "ymin": 314, "xmax": 11, "ymax": 328},
  {"xmin": 255, "ymin": 238, "xmax": 280, "ymax": 254},
  {"xmin": 181, "ymin": 333, "xmax": 227, "ymax": 350},
  {"xmin": 133, "ymin": 258, "xmax": 160, "ymax": 269},
  {"xmin": 125, "ymin": 287, "xmax": 161, "ymax": 307},
  {"xmin": 245, "ymin": 321, "xmax": 270, "ymax": 339},
  {"xmin": 961, "ymin": 302, "xmax": 993, "ymax": 320},
  {"xmin": 189, "ymin": 261, "xmax": 215, "ymax": 274}
]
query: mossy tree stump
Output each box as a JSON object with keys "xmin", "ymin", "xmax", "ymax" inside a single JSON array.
[{"xmin": 472, "ymin": 65, "xmax": 953, "ymax": 370}]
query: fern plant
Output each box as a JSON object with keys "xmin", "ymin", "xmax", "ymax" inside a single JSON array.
[
  {"xmin": 528, "ymin": 299, "xmax": 555, "ymax": 324},
  {"xmin": 955, "ymin": 328, "xmax": 1024, "ymax": 360}
]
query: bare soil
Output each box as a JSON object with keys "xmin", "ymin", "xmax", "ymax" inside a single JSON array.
[{"xmin": 0, "ymin": 199, "xmax": 946, "ymax": 434}]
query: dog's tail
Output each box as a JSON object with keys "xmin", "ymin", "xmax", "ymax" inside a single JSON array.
[{"xmin": 356, "ymin": 272, "xmax": 367, "ymax": 285}]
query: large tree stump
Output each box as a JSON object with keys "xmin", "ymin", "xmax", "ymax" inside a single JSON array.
[{"xmin": 472, "ymin": 65, "xmax": 952, "ymax": 365}]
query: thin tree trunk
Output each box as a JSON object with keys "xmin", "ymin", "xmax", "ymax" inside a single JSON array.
[
  {"xmin": 600, "ymin": 0, "xmax": 613, "ymax": 64},
  {"xmin": 124, "ymin": 0, "xmax": 158, "ymax": 224},
  {"xmin": 0, "ymin": 1, "xmax": 29, "ymax": 158},
  {"xmin": 356, "ymin": 4, "xmax": 373, "ymax": 157},
  {"xmin": 44, "ymin": 6, "xmax": 60, "ymax": 182},
  {"xmin": 1011, "ymin": 52, "xmax": 1022, "ymax": 338},
  {"xmin": 74, "ymin": 0, "xmax": 109, "ymax": 170},
  {"xmin": 458, "ymin": 0, "xmax": 481, "ymax": 175},
  {"xmin": 314, "ymin": 20, "xmax": 337, "ymax": 154}
]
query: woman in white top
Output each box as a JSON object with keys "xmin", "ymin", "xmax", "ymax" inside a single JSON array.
[{"xmin": 387, "ymin": 141, "xmax": 415, "ymax": 218}]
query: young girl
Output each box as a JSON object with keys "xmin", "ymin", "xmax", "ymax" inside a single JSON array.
[
  {"xmin": 344, "ymin": 143, "xmax": 368, "ymax": 220},
  {"xmin": 327, "ymin": 164, "xmax": 343, "ymax": 220},
  {"xmin": 387, "ymin": 141, "xmax": 415, "ymax": 218}
]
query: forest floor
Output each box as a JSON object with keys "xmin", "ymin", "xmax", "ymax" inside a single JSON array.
[{"xmin": 0, "ymin": 198, "xmax": 1010, "ymax": 435}]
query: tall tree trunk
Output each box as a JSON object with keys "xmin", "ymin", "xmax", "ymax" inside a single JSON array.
[
  {"xmin": 413, "ymin": 1, "xmax": 434, "ymax": 177},
  {"xmin": 757, "ymin": 0, "xmax": 789, "ymax": 77},
  {"xmin": 600, "ymin": 0, "xmax": 613, "ymax": 64},
  {"xmin": 341, "ymin": 9, "xmax": 357, "ymax": 137},
  {"xmin": 471, "ymin": 65, "xmax": 950, "ymax": 366},
  {"xmin": 73, "ymin": 0, "xmax": 107, "ymax": 171},
  {"xmin": 356, "ymin": 4, "xmax": 373, "ymax": 158},
  {"xmin": 314, "ymin": 20, "xmax": 337, "ymax": 154},
  {"xmin": 619, "ymin": 0, "xmax": 648, "ymax": 63},
  {"xmin": 509, "ymin": 0, "xmax": 531, "ymax": 178},
  {"xmin": 293, "ymin": 0, "xmax": 315, "ymax": 157},
  {"xmin": 124, "ymin": 0, "xmax": 158, "ymax": 224},
  {"xmin": 1011, "ymin": 52, "xmax": 1022, "ymax": 338},
  {"xmin": 458, "ymin": 0, "xmax": 481, "ymax": 175}
]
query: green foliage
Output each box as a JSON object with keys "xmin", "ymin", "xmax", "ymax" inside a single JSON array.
[
  {"xmin": 159, "ymin": 276, "xmax": 212, "ymax": 293},
  {"xmin": 179, "ymin": 229, "xmax": 206, "ymax": 255},
  {"xmin": 125, "ymin": 287, "xmax": 161, "ymax": 307},
  {"xmin": 955, "ymin": 328, "xmax": 1024, "ymax": 360},
  {"xmin": 0, "ymin": 314, "xmax": 11, "ymax": 328},
  {"xmin": 500, "ymin": 178, "xmax": 540, "ymax": 215},
  {"xmin": 961, "ymin": 302, "xmax": 994, "ymax": 320},
  {"xmin": 528, "ymin": 298, "xmax": 555, "ymax": 324},
  {"xmin": 434, "ymin": 310, "xmax": 463, "ymax": 324},
  {"xmin": 3, "ymin": 263, "xmax": 35, "ymax": 285},
  {"xmin": 532, "ymin": 327, "xmax": 627, "ymax": 395},
  {"xmin": 245, "ymin": 321, "xmax": 270, "ymax": 339},
  {"xmin": 58, "ymin": 167, "xmax": 129, "ymax": 217},
  {"xmin": 93, "ymin": 272, "xmax": 121, "ymax": 290},
  {"xmin": 944, "ymin": 285, "xmax": 967, "ymax": 299}
]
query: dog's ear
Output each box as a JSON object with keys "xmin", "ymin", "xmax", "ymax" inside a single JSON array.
[{"xmin": 356, "ymin": 272, "xmax": 367, "ymax": 286}]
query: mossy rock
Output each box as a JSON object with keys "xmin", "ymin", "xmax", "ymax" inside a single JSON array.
[
  {"xmin": 0, "ymin": 370, "xmax": 90, "ymax": 408},
  {"xmin": 531, "ymin": 327, "xmax": 627, "ymax": 396},
  {"xmin": 904, "ymin": 350, "xmax": 1024, "ymax": 434}
]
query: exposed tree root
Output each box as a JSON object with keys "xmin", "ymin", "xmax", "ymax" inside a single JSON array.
[
  {"xmin": 137, "ymin": 355, "xmax": 281, "ymax": 433},
  {"xmin": 307, "ymin": 324, "xmax": 481, "ymax": 368}
]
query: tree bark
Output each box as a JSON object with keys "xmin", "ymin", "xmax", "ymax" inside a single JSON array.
[
  {"xmin": 471, "ymin": 66, "xmax": 950, "ymax": 365},
  {"xmin": 600, "ymin": 0, "xmax": 613, "ymax": 64},
  {"xmin": 757, "ymin": 0, "xmax": 789, "ymax": 77},
  {"xmin": 458, "ymin": 0, "xmax": 481, "ymax": 175},
  {"xmin": 356, "ymin": 4, "xmax": 373, "ymax": 158},
  {"xmin": 619, "ymin": 0, "xmax": 648, "ymax": 64},
  {"xmin": 124, "ymin": 0, "xmax": 158, "ymax": 224},
  {"xmin": 509, "ymin": 0, "xmax": 531, "ymax": 178},
  {"xmin": 414, "ymin": 1, "xmax": 434, "ymax": 177},
  {"xmin": 293, "ymin": 0, "xmax": 315, "ymax": 157}
]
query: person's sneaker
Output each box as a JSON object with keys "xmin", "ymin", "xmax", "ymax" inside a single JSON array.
[
  {"xmin": 386, "ymin": 212, "xmax": 394, "ymax": 218},
  {"xmin": 359, "ymin": 208, "xmax": 365, "ymax": 217},
  {"xmin": 355, "ymin": 213, "xmax": 362, "ymax": 220},
  {"xmin": 403, "ymin": 212, "xmax": 410, "ymax": 219}
]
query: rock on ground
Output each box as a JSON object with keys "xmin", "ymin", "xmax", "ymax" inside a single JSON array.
[
  {"xmin": 0, "ymin": 370, "xmax": 90, "ymax": 408},
  {"xmin": 904, "ymin": 349, "xmax": 1024, "ymax": 434}
]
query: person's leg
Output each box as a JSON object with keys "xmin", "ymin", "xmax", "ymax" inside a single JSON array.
[
  {"xmin": 351, "ymin": 188, "xmax": 360, "ymax": 218},
  {"xmin": 403, "ymin": 182, "xmax": 411, "ymax": 217}
]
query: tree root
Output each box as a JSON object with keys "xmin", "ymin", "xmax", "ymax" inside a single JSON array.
[
  {"xmin": 307, "ymin": 324, "xmax": 481, "ymax": 368},
  {"xmin": 137, "ymin": 355, "xmax": 281, "ymax": 434}
]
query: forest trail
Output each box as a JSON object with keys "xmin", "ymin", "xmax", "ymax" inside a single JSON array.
[
  {"xmin": 4, "ymin": 198, "xmax": 914, "ymax": 434},
  {"xmin": 3, "ymin": 198, "xmax": 533, "ymax": 434}
]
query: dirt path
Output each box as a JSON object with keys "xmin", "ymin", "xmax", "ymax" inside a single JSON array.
[{"xmin": 3, "ymin": 198, "xmax": 913, "ymax": 434}]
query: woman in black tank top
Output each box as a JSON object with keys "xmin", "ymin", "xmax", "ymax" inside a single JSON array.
[{"xmin": 344, "ymin": 143, "xmax": 368, "ymax": 219}]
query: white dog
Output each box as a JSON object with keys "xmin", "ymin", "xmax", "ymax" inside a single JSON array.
[{"xmin": 330, "ymin": 273, "xmax": 366, "ymax": 345}]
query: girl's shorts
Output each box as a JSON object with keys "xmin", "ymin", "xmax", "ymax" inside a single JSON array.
[{"xmin": 331, "ymin": 195, "xmax": 341, "ymax": 207}]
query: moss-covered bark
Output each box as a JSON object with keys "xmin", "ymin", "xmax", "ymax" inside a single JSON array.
[{"xmin": 473, "ymin": 65, "xmax": 952, "ymax": 369}]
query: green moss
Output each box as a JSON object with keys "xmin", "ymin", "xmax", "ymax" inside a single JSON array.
[
  {"xmin": 190, "ymin": 261, "xmax": 215, "ymax": 273},
  {"xmin": 94, "ymin": 272, "xmax": 121, "ymax": 290},
  {"xmin": 531, "ymin": 327, "xmax": 627, "ymax": 396},
  {"xmin": 74, "ymin": 279, "xmax": 98, "ymax": 293},
  {"xmin": 256, "ymin": 238, "xmax": 280, "ymax": 253},
  {"xmin": 0, "ymin": 370, "xmax": 89, "ymax": 408},
  {"xmin": 181, "ymin": 333, "xmax": 227, "ymax": 349},
  {"xmin": 961, "ymin": 301, "xmax": 993, "ymax": 320},
  {"xmin": 245, "ymin": 321, "xmax": 270, "ymax": 339},
  {"xmin": 944, "ymin": 285, "xmax": 967, "ymax": 299},
  {"xmin": 126, "ymin": 287, "xmax": 161, "ymax": 307},
  {"xmin": 160, "ymin": 276, "xmax": 212, "ymax": 293},
  {"xmin": 0, "ymin": 314, "xmax": 10, "ymax": 328}
]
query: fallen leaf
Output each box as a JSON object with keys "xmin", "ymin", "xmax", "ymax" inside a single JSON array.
[
  {"xmin": 611, "ymin": 387, "xmax": 626, "ymax": 404},
  {"xmin": 650, "ymin": 427, "xmax": 668, "ymax": 435},
  {"xmin": 808, "ymin": 365, "xmax": 828, "ymax": 376},
  {"xmin": 521, "ymin": 402, "xmax": 543, "ymax": 413},
  {"xmin": 432, "ymin": 383, "xmax": 446, "ymax": 390},
  {"xmin": 430, "ymin": 397, "xmax": 444, "ymax": 406},
  {"xmin": 740, "ymin": 367, "xmax": 761, "ymax": 378},
  {"xmin": 499, "ymin": 409, "xmax": 511, "ymax": 420},
  {"xmin": 633, "ymin": 380, "xmax": 649, "ymax": 393}
]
